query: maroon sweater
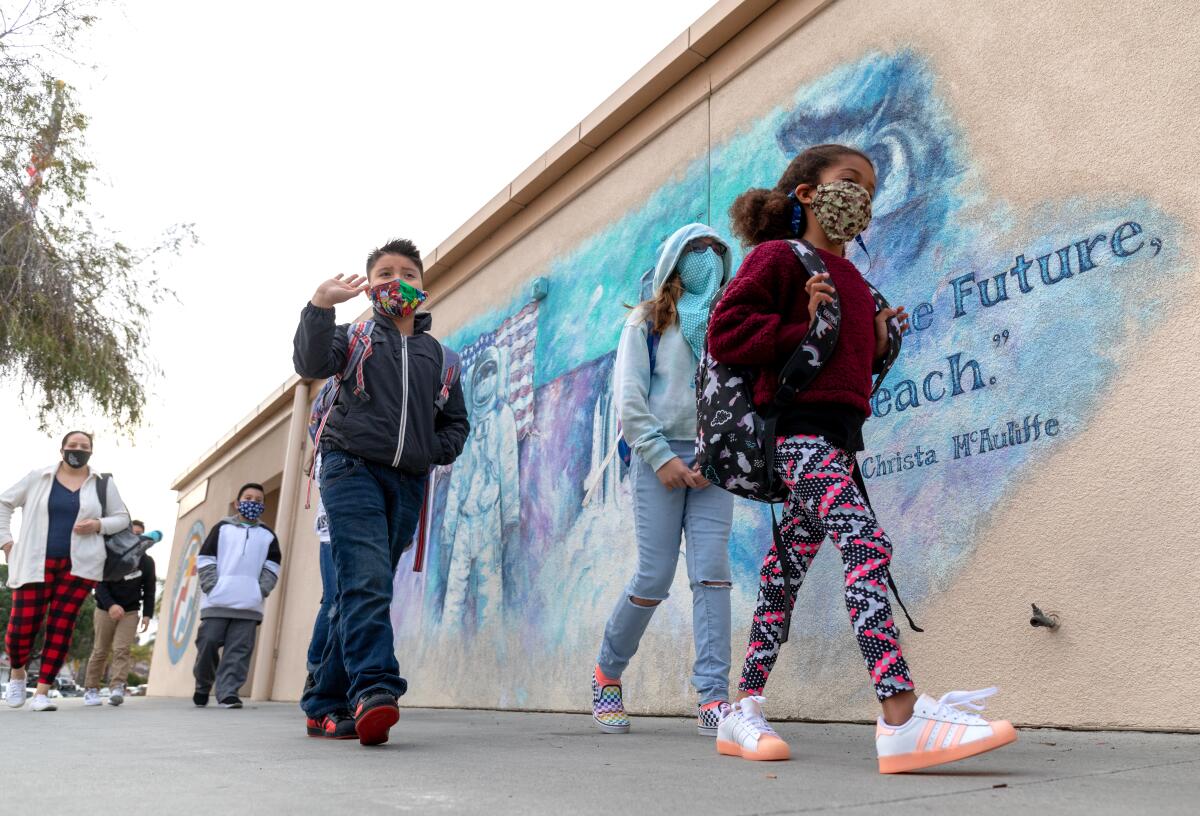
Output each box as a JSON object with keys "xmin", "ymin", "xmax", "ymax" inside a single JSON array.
[{"xmin": 707, "ymin": 241, "xmax": 877, "ymax": 416}]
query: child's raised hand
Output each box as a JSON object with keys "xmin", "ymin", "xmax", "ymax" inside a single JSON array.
[
  {"xmin": 805, "ymin": 273, "xmax": 835, "ymax": 323},
  {"xmin": 311, "ymin": 274, "xmax": 369, "ymax": 309}
]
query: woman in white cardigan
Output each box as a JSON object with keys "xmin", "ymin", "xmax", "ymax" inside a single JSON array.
[{"xmin": 0, "ymin": 431, "xmax": 130, "ymax": 711}]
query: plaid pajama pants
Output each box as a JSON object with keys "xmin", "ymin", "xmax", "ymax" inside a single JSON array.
[{"xmin": 5, "ymin": 558, "xmax": 96, "ymax": 685}]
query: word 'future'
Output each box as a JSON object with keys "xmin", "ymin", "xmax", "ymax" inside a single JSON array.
[{"xmin": 948, "ymin": 221, "xmax": 1160, "ymax": 319}]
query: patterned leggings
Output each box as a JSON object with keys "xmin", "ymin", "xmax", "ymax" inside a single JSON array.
[
  {"xmin": 5, "ymin": 558, "xmax": 96, "ymax": 685},
  {"xmin": 738, "ymin": 436, "xmax": 915, "ymax": 701}
]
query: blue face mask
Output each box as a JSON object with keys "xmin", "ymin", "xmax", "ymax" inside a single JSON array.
[
  {"xmin": 674, "ymin": 247, "xmax": 725, "ymax": 359},
  {"xmin": 238, "ymin": 500, "xmax": 265, "ymax": 521},
  {"xmin": 677, "ymin": 248, "xmax": 723, "ymax": 294}
]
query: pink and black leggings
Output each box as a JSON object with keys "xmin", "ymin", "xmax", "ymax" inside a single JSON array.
[{"xmin": 738, "ymin": 435, "xmax": 915, "ymax": 702}]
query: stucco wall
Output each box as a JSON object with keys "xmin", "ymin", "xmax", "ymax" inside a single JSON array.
[{"xmin": 155, "ymin": 0, "xmax": 1200, "ymax": 729}]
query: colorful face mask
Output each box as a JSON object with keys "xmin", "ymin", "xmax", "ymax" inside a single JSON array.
[
  {"xmin": 369, "ymin": 279, "xmax": 427, "ymax": 318},
  {"xmin": 238, "ymin": 500, "xmax": 265, "ymax": 521},
  {"xmin": 809, "ymin": 180, "xmax": 872, "ymax": 244}
]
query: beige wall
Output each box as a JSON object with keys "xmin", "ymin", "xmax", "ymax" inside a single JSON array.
[
  {"xmin": 153, "ymin": 0, "xmax": 1200, "ymax": 729},
  {"xmin": 149, "ymin": 408, "xmax": 292, "ymax": 696}
]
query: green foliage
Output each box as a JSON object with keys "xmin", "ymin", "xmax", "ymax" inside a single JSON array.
[
  {"xmin": 67, "ymin": 591, "xmax": 95, "ymax": 661},
  {"xmin": 0, "ymin": 1, "xmax": 193, "ymax": 432}
]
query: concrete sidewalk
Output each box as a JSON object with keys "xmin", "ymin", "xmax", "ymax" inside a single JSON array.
[{"xmin": 2, "ymin": 698, "xmax": 1196, "ymax": 814}]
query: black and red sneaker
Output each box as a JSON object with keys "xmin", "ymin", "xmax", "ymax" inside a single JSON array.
[
  {"xmin": 353, "ymin": 692, "xmax": 400, "ymax": 746},
  {"xmin": 307, "ymin": 711, "xmax": 357, "ymax": 739}
]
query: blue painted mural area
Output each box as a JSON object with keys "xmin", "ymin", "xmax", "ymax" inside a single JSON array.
[{"xmin": 387, "ymin": 49, "xmax": 1185, "ymax": 703}]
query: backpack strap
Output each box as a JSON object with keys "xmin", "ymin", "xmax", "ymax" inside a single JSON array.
[
  {"xmin": 344, "ymin": 320, "xmax": 375, "ymax": 400},
  {"xmin": 96, "ymin": 472, "xmax": 111, "ymax": 518},
  {"xmin": 305, "ymin": 320, "xmax": 375, "ymax": 509},
  {"xmin": 850, "ymin": 460, "xmax": 922, "ymax": 632},
  {"xmin": 644, "ymin": 319, "xmax": 659, "ymax": 376},
  {"xmin": 434, "ymin": 343, "xmax": 461, "ymax": 412},
  {"xmin": 775, "ymin": 241, "xmax": 842, "ymax": 407},
  {"xmin": 863, "ymin": 279, "xmax": 902, "ymax": 395}
]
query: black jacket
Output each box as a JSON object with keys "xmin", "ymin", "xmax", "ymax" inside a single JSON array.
[
  {"xmin": 293, "ymin": 305, "xmax": 470, "ymax": 473},
  {"xmin": 95, "ymin": 553, "xmax": 156, "ymax": 618}
]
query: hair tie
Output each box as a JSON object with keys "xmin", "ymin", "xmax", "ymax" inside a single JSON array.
[{"xmin": 786, "ymin": 191, "xmax": 803, "ymax": 237}]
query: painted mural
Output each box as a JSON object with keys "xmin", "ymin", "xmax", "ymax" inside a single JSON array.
[
  {"xmin": 387, "ymin": 49, "xmax": 1184, "ymax": 705},
  {"xmin": 167, "ymin": 520, "xmax": 204, "ymax": 664}
]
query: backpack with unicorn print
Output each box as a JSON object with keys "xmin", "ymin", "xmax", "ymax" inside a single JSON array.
[{"xmin": 694, "ymin": 239, "xmax": 901, "ymax": 503}]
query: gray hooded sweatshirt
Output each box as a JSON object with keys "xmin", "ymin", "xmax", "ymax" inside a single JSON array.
[{"xmin": 614, "ymin": 223, "xmax": 733, "ymax": 471}]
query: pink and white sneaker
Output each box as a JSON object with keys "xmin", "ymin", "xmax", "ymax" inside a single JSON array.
[
  {"xmin": 876, "ymin": 687, "xmax": 1017, "ymax": 774},
  {"xmin": 716, "ymin": 696, "xmax": 790, "ymax": 761}
]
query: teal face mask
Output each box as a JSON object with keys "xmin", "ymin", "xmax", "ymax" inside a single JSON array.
[
  {"xmin": 678, "ymin": 248, "xmax": 723, "ymax": 294},
  {"xmin": 674, "ymin": 247, "xmax": 725, "ymax": 360}
]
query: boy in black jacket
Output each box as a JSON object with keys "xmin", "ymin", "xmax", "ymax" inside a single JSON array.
[
  {"xmin": 84, "ymin": 521, "xmax": 156, "ymax": 706},
  {"xmin": 294, "ymin": 238, "xmax": 469, "ymax": 745}
]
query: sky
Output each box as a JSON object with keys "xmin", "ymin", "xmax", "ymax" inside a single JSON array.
[{"xmin": 0, "ymin": 0, "xmax": 717, "ymax": 628}]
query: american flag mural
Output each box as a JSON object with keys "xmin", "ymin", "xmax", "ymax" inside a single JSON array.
[{"xmin": 458, "ymin": 301, "xmax": 539, "ymax": 439}]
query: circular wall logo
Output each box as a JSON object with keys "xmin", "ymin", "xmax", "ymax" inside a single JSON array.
[{"xmin": 167, "ymin": 521, "xmax": 205, "ymax": 664}]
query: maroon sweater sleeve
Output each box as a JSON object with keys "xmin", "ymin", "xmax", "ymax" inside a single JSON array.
[{"xmin": 708, "ymin": 241, "xmax": 810, "ymax": 366}]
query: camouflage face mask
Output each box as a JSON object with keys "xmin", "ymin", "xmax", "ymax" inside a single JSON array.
[{"xmin": 809, "ymin": 180, "xmax": 872, "ymax": 244}]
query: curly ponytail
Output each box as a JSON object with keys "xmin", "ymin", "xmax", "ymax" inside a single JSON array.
[{"xmin": 729, "ymin": 143, "xmax": 872, "ymax": 247}]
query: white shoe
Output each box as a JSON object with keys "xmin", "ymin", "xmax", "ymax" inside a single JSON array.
[
  {"xmin": 715, "ymin": 696, "xmax": 790, "ymax": 761},
  {"xmin": 30, "ymin": 693, "xmax": 57, "ymax": 712},
  {"xmin": 84, "ymin": 688, "xmax": 102, "ymax": 706},
  {"xmin": 5, "ymin": 677, "xmax": 26, "ymax": 708},
  {"xmin": 109, "ymin": 684, "xmax": 125, "ymax": 706},
  {"xmin": 876, "ymin": 687, "xmax": 1017, "ymax": 774}
]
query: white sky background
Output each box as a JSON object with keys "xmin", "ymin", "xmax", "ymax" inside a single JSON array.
[{"xmin": 0, "ymin": 0, "xmax": 716, "ymax": 606}]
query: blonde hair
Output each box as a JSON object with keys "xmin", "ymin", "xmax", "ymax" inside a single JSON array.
[{"xmin": 642, "ymin": 273, "xmax": 683, "ymax": 334}]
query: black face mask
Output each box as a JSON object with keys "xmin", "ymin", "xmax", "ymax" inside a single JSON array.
[{"xmin": 62, "ymin": 449, "xmax": 92, "ymax": 469}]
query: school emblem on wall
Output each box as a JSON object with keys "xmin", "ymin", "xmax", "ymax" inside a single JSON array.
[{"xmin": 167, "ymin": 521, "xmax": 204, "ymax": 664}]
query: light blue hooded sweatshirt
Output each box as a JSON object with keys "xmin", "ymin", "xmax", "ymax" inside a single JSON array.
[{"xmin": 615, "ymin": 223, "xmax": 734, "ymax": 472}]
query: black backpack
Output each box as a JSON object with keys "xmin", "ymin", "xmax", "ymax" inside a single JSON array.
[
  {"xmin": 695, "ymin": 239, "xmax": 918, "ymax": 638},
  {"xmin": 696, "ymin": 239, "xmax": 905, "ymax": 500},
  {"xmin": 95, "ymin": 474, "xmax": 153, "ymax": 581}
]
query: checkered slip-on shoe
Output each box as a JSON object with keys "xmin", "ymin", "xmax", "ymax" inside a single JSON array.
[
  {"xmin": 698, "ymin": 701, "xmax": 731, "ymax": 736},
  {"xmin": 592, "ymin": 673, "xmax": 630, "ymax": 734}
]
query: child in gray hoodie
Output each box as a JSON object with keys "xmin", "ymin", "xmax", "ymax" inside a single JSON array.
[
  {"xmin": 592, "ymin": 222, "xmax": 736, "ymax": 737},
  {"xmin": 193, "ymin": 482, "xmax": 282, "ymax": 708}
]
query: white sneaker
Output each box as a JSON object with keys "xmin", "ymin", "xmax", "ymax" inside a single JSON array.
[
  {"xmin": 5, "ymin": 677, "xmax": 26, "ymax": 708},
  {"xmin": 30, "ymin": 693, "xmax": 57, "ymax": 712},
  {"xmin": 715, "ymin": 696, "xmax": 790, "ymax": 761},
  {"xmin": 109, "ymin": 684, "xmax": 125, "ymax": 706},
  {"xmin": 876, "ymin": 687, "xmax": 1017, "ymax": 774},
  {"xmin": 84, "ymin": 688, "xmax": 102, "ymax": 706}
]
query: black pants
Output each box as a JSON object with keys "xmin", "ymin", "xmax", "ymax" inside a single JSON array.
[{"xmin": 193, "ymin": 617, "xmax": 259, "ymax": 701}]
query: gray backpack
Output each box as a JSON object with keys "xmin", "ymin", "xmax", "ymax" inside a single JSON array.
[{"xmin": 96, "ymin": 474, "xmax": 152, "ymax": 581}]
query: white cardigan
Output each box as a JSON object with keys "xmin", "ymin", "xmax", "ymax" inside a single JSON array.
[{"xmin": 0, "ymin": 464, "xmax": 130, "ymax": 587}]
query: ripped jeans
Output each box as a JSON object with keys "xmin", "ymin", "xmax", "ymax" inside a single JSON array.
[{"xmin": 597, "ymin": 440, "xmax": 734, "ymax": 705}]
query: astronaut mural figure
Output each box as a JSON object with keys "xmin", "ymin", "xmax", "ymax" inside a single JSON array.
[{"xmin": 440, "ymin": 345, "xmax": 520, "ymax": 631}]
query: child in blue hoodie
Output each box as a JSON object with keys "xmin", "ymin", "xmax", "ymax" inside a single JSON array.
[{"xmin": 592, "ymin": 223, "xmax": 735, "ymax": 737}]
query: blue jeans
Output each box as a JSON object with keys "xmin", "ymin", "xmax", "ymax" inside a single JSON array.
[
  {"xmin": 301, "ymin": 450, "xmax": 424, "ymax": 717},
  {"xmin": 305, "ymin": 540, "xmax": 336, "ymax": 675},
  {"xmin": 597, "ymin": 440, "xmax": 734, "ymax": 704}
]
